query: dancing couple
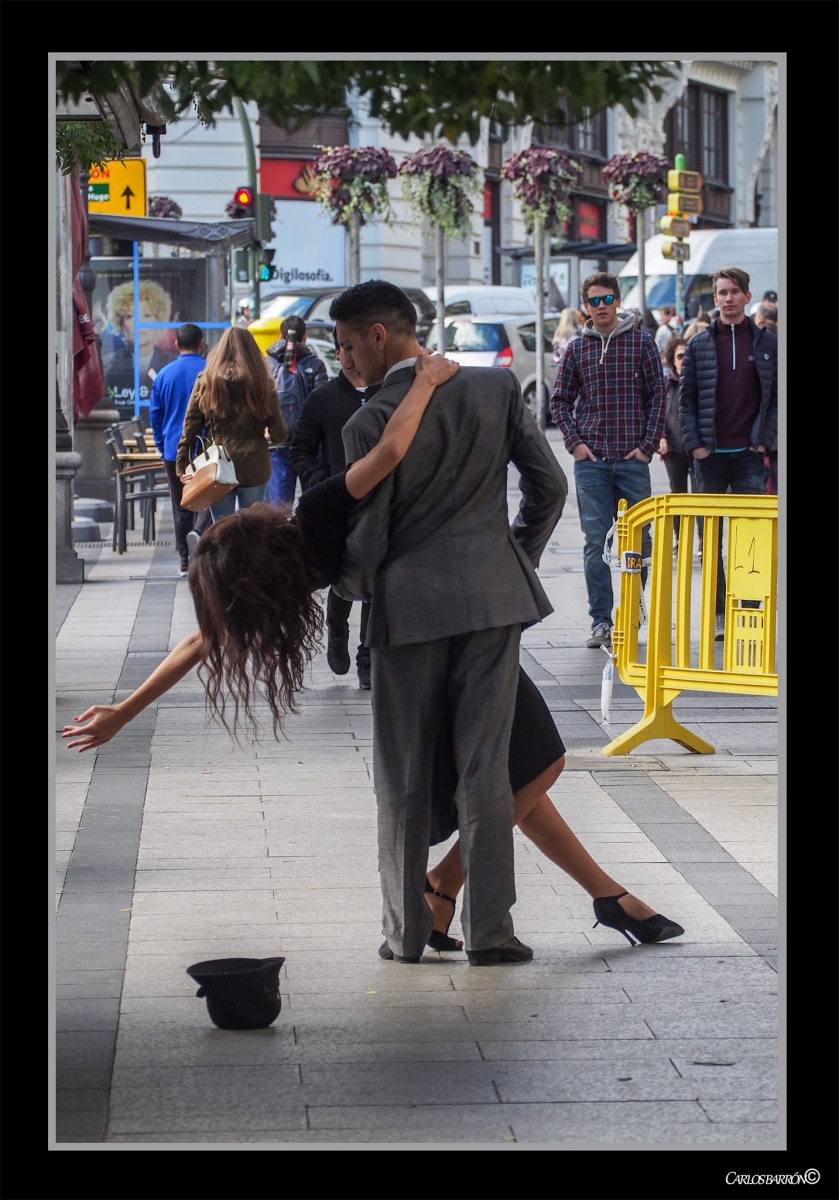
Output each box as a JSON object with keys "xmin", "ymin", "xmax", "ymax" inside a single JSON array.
[{"xmin": 65, "ymin": 283, "xmax": 683, "ymax": 963}]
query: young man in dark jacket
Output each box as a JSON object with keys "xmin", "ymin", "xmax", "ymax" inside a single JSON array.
[
  {"xmin": 265, "ymin": 315, "xmax": 328, "ymax": 505},
  {"xmin": 551, "ymin": 273, "xmax": 666, "ymax": 648},
  {"xmin": 679, "ymin": 266, "xmax": 778, "ymax": 639},
  {"xmin": 288, "ymin": 337, "xmax": 373, "ymax": 689}
]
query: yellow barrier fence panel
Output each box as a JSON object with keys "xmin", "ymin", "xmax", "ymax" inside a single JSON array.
[
  {"xmin": 602, "ymin": 493, "xmax": 778, "ymax": 756},
  {"xmin": 674, "ymin": 513, "xmax": 695, "ymax": 669},
  {"xmin": 723, "ymin": 514, "xmax": 778, "ymax": 676},
  {"xmin": 698, "ymin": 514, "xmax": 720, "ymax": 671}
]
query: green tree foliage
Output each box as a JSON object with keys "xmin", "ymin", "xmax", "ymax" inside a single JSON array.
[
  {"xmin": 57, "ymin": 60, "xmax": 673, "ymax": 146},
  {"xmin": 56, "ymin": 120, "xmax": 125, "ymax": 175}
]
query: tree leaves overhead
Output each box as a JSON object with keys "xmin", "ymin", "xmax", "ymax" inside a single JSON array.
[
  {"xmin": 355, "ymin": 61, "xmax": 672, "ymax": 144},
  {"xmin": 57, "ymin": 60, "xmax": 673, "ymax": 146}
]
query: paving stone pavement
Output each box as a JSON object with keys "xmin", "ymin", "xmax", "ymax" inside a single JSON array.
[{"xmin": 54, "ymin": 432, "xmax": 779, "ymax": 1147}]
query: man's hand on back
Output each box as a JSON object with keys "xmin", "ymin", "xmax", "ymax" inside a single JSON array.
[{"xmin": 572, "ymin": 444, "xmax": 597, "ymax": 462}]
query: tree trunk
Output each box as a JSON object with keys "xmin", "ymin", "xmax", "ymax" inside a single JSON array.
[
  {"xmin": 435, "ymin": 223, "xmax": 446, "ymax": 356},
  {"xmin": 534, "ymin": 216, "xmax": 545, "ymax": 430},
  {"xmin": 349, "ymin": 211, "xmax": 361, "ymax": 285},
  {"xmin": 637, "ymin": 207, "xmax": 646, "ymax": 324}
]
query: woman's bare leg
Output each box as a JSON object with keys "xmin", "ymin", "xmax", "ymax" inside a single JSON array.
[{"xmin": 426, "ymin": 756, "xmax": 657, "ymax": 932}]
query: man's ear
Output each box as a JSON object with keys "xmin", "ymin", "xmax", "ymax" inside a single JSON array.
[{"xmin": 370, "ymin": 323, "xmax": 388, "ymax": 349}]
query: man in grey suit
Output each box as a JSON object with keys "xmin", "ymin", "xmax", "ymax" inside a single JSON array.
[{"xmin": 331, "ymin": 282, "xmax": 567, "ymax": 965}]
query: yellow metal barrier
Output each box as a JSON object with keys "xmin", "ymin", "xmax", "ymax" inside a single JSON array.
[{"xmin": 602, "ymin": 493, "xmax": 778, "ymax": 755}]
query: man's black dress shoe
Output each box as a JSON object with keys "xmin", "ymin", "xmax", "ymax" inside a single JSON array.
[
  {"xmin": 327, "ymin": 636, "xmax": 351, "ymax": 675},
  {"xmin": 378, "ymin": 941, "xmax": 421, "ymax": 963},
  {"xmin": 357, "ymin": 660, "xmax": 371, "ymax": 690},
  {"xmin": 466, "ymin": 936, "xmax": 533, "ymax": 966}
]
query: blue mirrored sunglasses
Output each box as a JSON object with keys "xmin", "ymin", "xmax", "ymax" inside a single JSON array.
[{"xmin": 586, "ymin": 294, "xmax": 617, "ymax": 308}]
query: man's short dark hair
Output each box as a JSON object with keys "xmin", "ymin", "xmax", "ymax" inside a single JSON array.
[
  {"xmin": 176, "ymin": 323, "xmax": 203, "ymax": 351},
  {"xmin": 281, "ymin": 315, "xmax": 307, "ymax": 341},
  {"xmin": 329, "ymin": 281, "xmax": 417, "ymax": 336},
  {"xmin": 712, "ymin": 267, "xmax": 750, "ymax": 295},
  {"xmin": 581, "ymin": 272, "xmax": 621, "ymax": 302}
]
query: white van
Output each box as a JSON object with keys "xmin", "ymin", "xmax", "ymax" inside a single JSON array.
[
  {"xmin": 423, "ymin": 285, "xmax": 538, "ymax": 317},
  {"xmin": 618, "ymin": 228, "xmax": 777, "ymax": 320}
]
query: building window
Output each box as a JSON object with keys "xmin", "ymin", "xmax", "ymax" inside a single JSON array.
[
  {"xmin": 576, "ymin": 199, "xmax": 602, "ymax": 240},
  {"xmin": 532, "ymin": 106, "xmax": 607, "ymax": 158},
  {"xmin": 575, "ymin": 108, "xmax": 607, "ymax": 156},
  {"xmin": 701, "ymin": 89, "xmax": 727, "ymax": 182},
  {"xmin": 666, "ymin": 82, "xmax": 731, "ymax": 226},
  {"xmin": 666, "ymin": 82, "xmax": 728, "ymax": 186}
]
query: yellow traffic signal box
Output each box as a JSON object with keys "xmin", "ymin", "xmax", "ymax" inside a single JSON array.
[{"xmin": 667, "ymin": 169, "xmax": 702, "ymax": 192}]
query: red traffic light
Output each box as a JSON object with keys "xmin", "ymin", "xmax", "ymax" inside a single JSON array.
[{"xmin": 226, "ymin": 187, "xmax": 256, "ymax": 220}]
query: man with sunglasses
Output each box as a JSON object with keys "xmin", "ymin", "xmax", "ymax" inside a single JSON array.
[{"xmin": 551, "ymin": 273, "xmax": 666, "ymax": 648}]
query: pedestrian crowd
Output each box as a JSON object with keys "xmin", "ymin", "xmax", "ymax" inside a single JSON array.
[
  {"xmin": 550, "ymin": 267, "xmax": 777, "ymax": 647},
  {"xmin": 66, "ymin": 266, "xmax": 776, "ymax": 981}
]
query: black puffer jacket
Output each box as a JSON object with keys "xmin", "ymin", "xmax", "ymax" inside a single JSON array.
[{"xmin": 679, "ymin": 316, "xmax": 777, "ymax": 453}]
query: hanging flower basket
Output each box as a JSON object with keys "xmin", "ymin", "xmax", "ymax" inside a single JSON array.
[
  {"xmin": 399, "ymin": 145, "xmax": 481, "ymax": 241},
  {"xmin": 501, "ymin": 147, "xmax": 581, "ymax": 236},
  {"xmin": 311, "ymin": 145, "xmax": 397, "ymax": 227},
  {"xmin": 602, "ymin": 152, "xmax": 671, "ymax": 213},
  {"xmin": 148, "ymin": 195, "xmax": 183, "ymax": 220}
]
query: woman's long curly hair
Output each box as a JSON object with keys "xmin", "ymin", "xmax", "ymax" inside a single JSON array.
[{"xmin": 189, "ymin": 503, "xmax": 324, "ymax": 740}]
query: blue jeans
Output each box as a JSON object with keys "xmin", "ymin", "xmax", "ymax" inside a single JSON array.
[
  {"xmin": 692, "ymin": 449, "xmax": 767, "ymax": 614},
  {"xmin": 574, "ymin": 457, "xmax": 652, "ymax": 627},
  {"xmin": 268, "ymin": 446, "xmax": 309, "ymax": 506},
  {"xmin": 209, "ymin": 482, "xmax": 268, "ymax": 522}
]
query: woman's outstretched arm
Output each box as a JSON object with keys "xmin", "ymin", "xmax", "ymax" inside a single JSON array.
[
  {"xmin": 344, "ymin": 352, "xmax": 459, "ymax": 500},
  {"xmin": 62, "ymin": 631, "xmax": 205, "ymax": 753}
]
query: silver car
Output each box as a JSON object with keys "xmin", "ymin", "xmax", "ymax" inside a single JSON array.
[{"xmin": 425, "ymin": 314, "xmax": 559, "ymax": 421}]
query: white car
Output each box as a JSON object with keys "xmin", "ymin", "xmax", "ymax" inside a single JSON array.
[
  {"xmin": 423, "ymin": 285, "xmax": 539, "ymax": 317},
  {"xmin": 425, "ymin": 313, "xmax": 559, "ymax": 422},
  {"xmin": 307, "ymin": 337, "xmax": 340, "ymax": 380}
]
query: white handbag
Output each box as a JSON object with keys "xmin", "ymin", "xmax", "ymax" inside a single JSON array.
[{"xmin": 181, "ymin": 434, "xmax": 239, "ymax": 512}]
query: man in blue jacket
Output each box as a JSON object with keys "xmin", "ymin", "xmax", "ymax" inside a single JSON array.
[
  {"xmin": 679, "ymin": 267, "xmax": 778, "ymax": 639},
  {"xmin": 150, "ymin": 323, "xmax": 208, "ymax": 576}
]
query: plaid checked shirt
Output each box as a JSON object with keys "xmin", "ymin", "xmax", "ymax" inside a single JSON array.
[{"xmin": 550, "ymin": 326, "xmax": 666, "ymax": 461}]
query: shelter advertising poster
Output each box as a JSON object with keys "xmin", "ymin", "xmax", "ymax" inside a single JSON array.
[{"xmin": 91, "ymin": 258, "xmax": 207, "ymax": 414}]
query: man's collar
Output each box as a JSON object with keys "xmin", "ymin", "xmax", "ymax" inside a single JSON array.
[{"xmin": 384, "ymin": 356, "xmax": 418, "ymax": 381}]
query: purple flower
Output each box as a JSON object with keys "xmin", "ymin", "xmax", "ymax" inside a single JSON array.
[
  {"xmin": 399, "ymin": 145, "xmax": 478, "ymax": 181},
  {"xmin": 602, "ymin": 152, "xmax": 671, "ymax": 210},
  {"xmin": 149, "ymin": 195, "xmax": 183, "ymax": 219}
]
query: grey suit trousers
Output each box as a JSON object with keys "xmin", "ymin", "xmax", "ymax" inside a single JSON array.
[{"xmin": 371, "ymin": 624, "xmax": 521, "ymax": 958}]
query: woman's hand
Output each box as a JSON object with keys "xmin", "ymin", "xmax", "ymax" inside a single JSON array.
[
  {"xmin": 414, "ymin": 350, "xmax": 460, "ymax": 387},
  {"xmin": 62, "ymin": 705, "xmax": 128, "ymax": 753},
  {"xmin": 659, "ymin": 436, "xmax": 669, "ymax": 457},
  {"xmin": 180, "ymin": 474, "xmax": 191, "ymax": 485}
]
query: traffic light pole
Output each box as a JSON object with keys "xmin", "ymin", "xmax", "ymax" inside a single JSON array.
[
  {"xmin": 674, "ymin": 154, "xmax": 686, "ymax": 323},
  {"xmin": 234, "ymin": 97, "xmax": 260, "ymax": 318},
  {"xmin": 661, "ymin": 154, "xmax": 702, "ymax": 326}
]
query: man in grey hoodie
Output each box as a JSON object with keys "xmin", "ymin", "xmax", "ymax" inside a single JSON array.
[{"xmin": 550, "ymin": 273, "xmax": 666, "ymax": 647}]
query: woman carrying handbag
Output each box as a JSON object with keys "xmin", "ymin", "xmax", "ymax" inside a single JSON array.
[{"xmin": 176, "ymin": 326, "xmax": 288, "ymax": 521}]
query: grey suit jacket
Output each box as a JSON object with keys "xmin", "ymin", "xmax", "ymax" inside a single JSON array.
[{"xmin": 335, "ymin": 366, "xmax": 568, "ymax": 648}]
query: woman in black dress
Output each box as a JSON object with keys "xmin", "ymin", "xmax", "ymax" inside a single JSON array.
[{"xmin": 64, "ymin": 352, "xmax": 683, "ymax": 951}]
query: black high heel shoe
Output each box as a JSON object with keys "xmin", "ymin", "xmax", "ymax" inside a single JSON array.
[
  {"xmin": 425, "ymin": 879, "xmax": 462, "ymax": 951},
  {"xmin": 592, "ymin": 892, "xmax": 685, "ymax": 947}
]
